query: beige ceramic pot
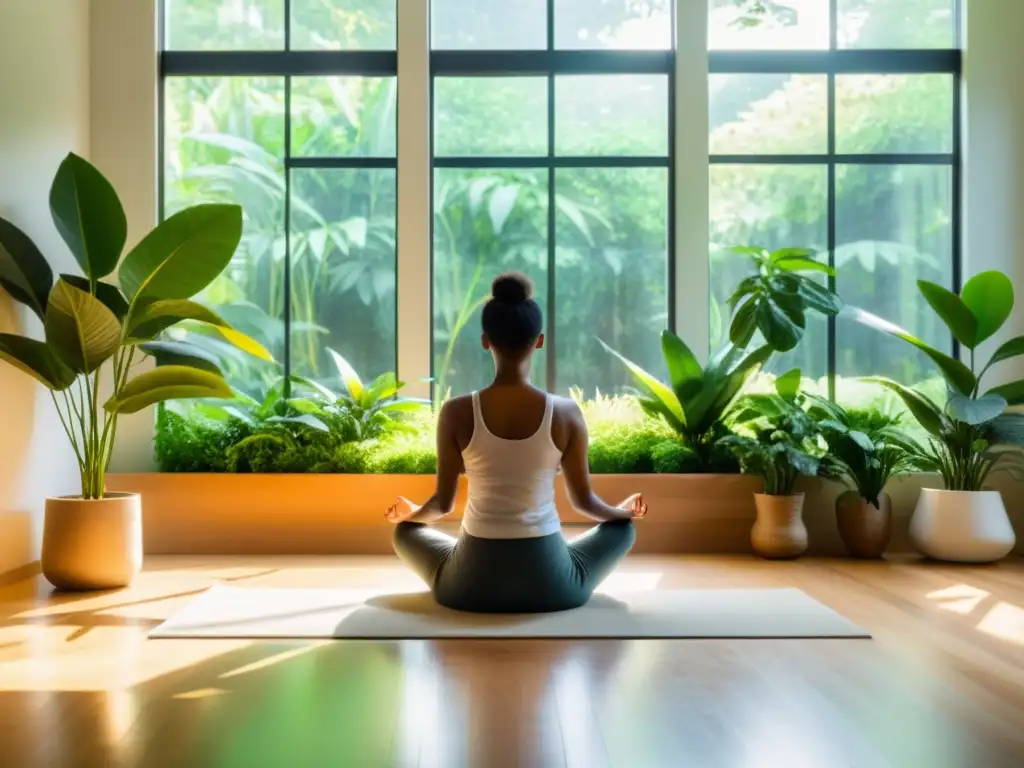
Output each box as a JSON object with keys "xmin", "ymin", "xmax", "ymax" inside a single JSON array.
[
  {"xmin": 752, "ymin": 493, "xmax": 808, "ymax": 559},
  {"xmin": 836, "ymin": 490, "xmax": 892, "ymax": 558},
  {"xmin": 42, "ymin": 492, "xmax": 142, "ymax": 590}
]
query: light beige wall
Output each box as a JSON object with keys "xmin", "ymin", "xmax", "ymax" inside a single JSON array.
[
  {"xmin": 90, "ymin": 0, "xmax": 160, "ymax": 472},
  {"xmin": 0, "ymin": 0, "xmax": 91, "ymax": 574}
]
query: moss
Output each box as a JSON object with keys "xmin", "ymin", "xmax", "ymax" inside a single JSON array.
[{"xmin": 155, "ymin": 408, "xmax": 250, "ymax": 472}]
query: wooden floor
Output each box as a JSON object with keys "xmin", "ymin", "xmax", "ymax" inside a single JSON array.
[{"xmin": 1, "ymin": 556, "xmax": 1023, "ymax": 767}]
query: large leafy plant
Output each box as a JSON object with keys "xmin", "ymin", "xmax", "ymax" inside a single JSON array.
[
  {"xmin": 728, "ymin": 246, "xmax": 843, "ymax": 352},
  {"xmin": 806, "ymin": 398, "xmax": 918, "ymax": 507},
  {"xmin": 0, "ymin": 153, "xmax": 269, "ymax": 498},
  {"xmin": 723, "ymin": 370, "xmax": 837, "ymax": 495},
  {"xmin": 602, "ymin": 331, "xmax": 772, "ymax": 469},
  {"xmin": 851, "ymin": 270, "xmax": 1024, "ymax": 490}
]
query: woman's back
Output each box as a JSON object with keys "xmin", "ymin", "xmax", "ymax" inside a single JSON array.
[{"xmin": 459, "ymin": 386, "xmax": 563, "ymax": 539}]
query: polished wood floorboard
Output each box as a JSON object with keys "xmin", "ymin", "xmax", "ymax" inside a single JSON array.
[{"xmin": 1, "ymin": 555, "xmax": 1023, "ymax": 767}]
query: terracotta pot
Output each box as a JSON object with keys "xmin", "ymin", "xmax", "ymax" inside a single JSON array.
[
  {"xmin": 836, "ymin": 490, "xmax": 892, "ymax": 558},
  {"xmin": 751, "ymin": 493, "xmax": 807, "ymax": 559},
  {"xmin": 910, "ymin": 489, "xmax": 1015, "ymax": 563},
  {"xmin": 42, "ymin": 492, "xmax": 143, "ymax": 590}
]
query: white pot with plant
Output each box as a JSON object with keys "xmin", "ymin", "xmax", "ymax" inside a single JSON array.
[
  {"xmin": 854, "ymin": 271, "xmax": 1022, "ymax": 563},
  {"xmin": 724, "ymin": 369, "xmax": 834, "ymax": 559},
  {"xmin": 0, "ymin": 153, "xmax": 270, "ymax": 589},
  {"xmin": 808, "ymin": 399, "xmax": 918, "ymax": 558}
]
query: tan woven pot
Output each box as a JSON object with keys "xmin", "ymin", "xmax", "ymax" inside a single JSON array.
[
  {"xmin": 836, "ymin": 490, "xmax": 892, "ymax": 558},
  {"xmin": 751, "ymin": 493, "xmax": 807, "ymax": 559},
  {"xmin": 42, "ymin": 492, "xmax": 142, "ymax": 590}
]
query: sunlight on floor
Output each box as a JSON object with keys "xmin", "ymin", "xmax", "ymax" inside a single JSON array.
[
  {"xmin": 173, "ymin": 687, "xmax": 229, "ymax": 700},
  {"xmin": 976, "ymin": 601, "xmax": 1024, "ymax": 646},
  {"xmin": 596, "ymin": 570, "xmax": 664, "ymax": 593},
  {"xmin": 925, "ymin": 584, "xmax": 991, "ymax": 615},
  {"xmin": 218, "ymin": 642, "xmax": 330, "ymax": 679}
]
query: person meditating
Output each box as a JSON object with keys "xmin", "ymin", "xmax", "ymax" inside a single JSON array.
[{"xmin": 386, "ymin": 272, "xmax": 646, "ymax": 613}]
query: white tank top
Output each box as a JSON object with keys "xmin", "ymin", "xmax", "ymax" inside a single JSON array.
[{"xmin": 460, "ymin": 391, "xmax": 563, "ymax": 539}]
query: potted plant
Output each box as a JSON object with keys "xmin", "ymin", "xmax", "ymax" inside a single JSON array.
[
  {"xmin": 724, "ymin": 370, "xmax": 835, "ymax": 559},
  {"xmin": 852, "ymin": 271, "xmax": 1022, "ymax": 562},
  {"xmin": 807, "ymin": 398, "xmax": 918, "ymax": 557},
  {"xmin": 727, "ymin": 246, "xmax": 843, "ymax": 352},
  {"xmin": 0, "ymin": 153, "xmax": 267, "ymax": 589},
  {"xmin": 601, "ymin": 331, "xmax": 771, "ymax": 471}
]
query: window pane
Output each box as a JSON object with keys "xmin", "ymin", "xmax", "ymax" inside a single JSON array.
[
  {"xmin": 163, "ymin": 76, "xmax": 285, "ymax": 395},
  {"xmin": 838, "ymin": 0, "xmax": 956, "ymax": 49},
  {"xmin": 432, "ymin": 0, "xmax": 547, "ymax": 50},
  {"xmin": 555, "ymin": 168, "xmax": 668, "ymax": 393},
  {"xmin": 708, "ymin": 0, "xmax": 828, "ymax": 50},
  {"xmin": 434, "ymin": 78, "xmax": 548, "ymax": 157},
  {"xmin": 836, "ymin": 75, "xmax": 953, "ymax": 154},
  {"xmin": 291, "ymin": 77, "xmax": 397, "ymax": 157},
  {"xmin": 835, "ymin": 165, "xmax": 952, "ymax": 390},
  {"xmin": 556, "ymin": 75, "xmax": 668, "ymax": 156},
  {"xmin": 291, "ymin": 0, "xmax": 396, "ymax": 50},
  {"xmin": 709, "ymin": 164, "xmax": 828, "ymax": 379},
  {"xmin": 555, "ymin": 0, "xmax": 672, "ymax": 50},
  {"xmin": 165, "ymin": 0, "xmax": 284, "ymax": 50},
  {"xmin": 433, "ymin": 169, "xmax": 549, "ymax": 396},
  {"xmin": 290, "ymin": 169, "xmax": 396, "ymax": 383},
  {"xmin": 710, "ymin": 74, "xmax": 827, "ymax": 155}
]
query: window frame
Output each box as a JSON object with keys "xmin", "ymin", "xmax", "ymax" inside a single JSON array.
[
  {"xmin": 429, "ymin": 2, "xmax": 678, "ymax": 394},
  {"xmin": 159, "ymin": 0, "xmax": 400, "ymax": 390},
  {"xmin": 709, "ymin": 0, "xmax": 962, "ymax": 398}
]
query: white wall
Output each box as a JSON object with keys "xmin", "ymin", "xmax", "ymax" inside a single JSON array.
[
  {"xmin": 0, "ymin": 0, "xmax": 91, "ymax": 574},
  {"xmin": 963, "ymin": 0, "xmax": 1024, "ymax": 385}
]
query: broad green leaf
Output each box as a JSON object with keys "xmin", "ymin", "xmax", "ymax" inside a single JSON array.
[
  {"xmin": 987, "ymin": 378, "xmax": 1024, "ymax": 406},
  {"xmin": 327, "ymin": 347, "xmax": 363, "ymax": 400},
  {"xmin": 44, "ymin": 279, "xmax": 121, "ymax": 373},
  {"xmin": 773, "ymin": 255, "xmax": 835, "ymax": 275},
  {"xmin": 946, "ymin": 392, "xmax": 1007, "ymax": 426},
  {"xmin": 847, "ymin": 307, "xmax": 976, "ymax": 396},
  {"xmin": 701, "ymin": 344, "xmax": 773, "ymax": 431},
  {"xmin": 847, "ymin": 429, "xmax": 876, "ymax": 453},
  {"xmin": 0, "ymin": 333, "xmax": 76, "ymax": 390},
  {"xmin": 266, "ymin": 414, "xmax": 329, "ymax": 432},
  {"xmin": 727, "ymin": 276, "xmax": 761, "ymax": 309},
  {"xmin": 206, "ymin": 324, "xmax": 273, "ymax": 362},
  {"xmin": 488, "ymin": 184, "xmax": 519, "ymax": 235},
  {"xmin": 0, "ymin": 216, "xmax": 52, "ymax": 319},
  {"xmin": 139, "ymin": 340, "xmax": 222, "ymax": 376},
  {"xmin": 661, "ymin": 330, "xmax": 703, "ymax": 396},
  {"xmin": 863, "ymin": 376, "xmax": 946, "ymax": 437},
  {"xmin": 918, "ymin": 280, "xmax": 977, "ymax": 349},
  {"xmin": 364, "ymin": 371, "xmax": 400, "ymax": 407},
  {"xmin": 379, "ymin": 399, "xmax": 429, "ymax": 413},
  {"xmin": 961, "ymin": 270, "xmax": 1014, "ymax": 346},
  {"xmin": 774, "ymin": 368, "xmax": 802, "ymax": 400},
  {"xmin": 125, "ymin": 298, "xmax": 228, "ymax": 340},
  {"xmin": 119, "ymin": 204, "xmax": 243, "ymax": 301},
  {"xmin": 769, "ymin": 247, "xmax": 815, "ymax": 262},
  {"xmin": 796, "ymin": 277, "xmax": 843, "ymax": 315},
  {"xmin": 60, "ymin": 274, "xmax": 129, "ymax": 320},
  {"xmin": 49, "ymin": 154, "xmax": 125, "ymax": 280},
  {"xmin": 105, "ymin": 365, "xmax": 233, "ymax": 414},
  {"xmin": 599, "ymin": 338, "xmax": 685, "ymax": 430},
  {"xmin": 785, "ymin": 446, "xmax": 820, "ymax": 477},
  {"xmin": 987, "ymin": 335, "xmax": 1024, "ymax": 370},
  {"xmin": 730, "ymin": 245, "xmax": 770, "ymax": 263},
  {"xmin": 756, "ymin": 295, "xmax": 803, "ymax": 352},
  {"xmin": 986, "ymin": 412, "xmax": 1024, "ymax": 446},
  {"xmin": 729, "ymin": 297, "xmax": 759, "ymax": 347}
]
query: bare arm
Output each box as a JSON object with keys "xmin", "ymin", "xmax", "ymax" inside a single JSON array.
[
  {"xmin": 560, "ymin": 402, "xmax": 637, "ymax": 523},
  {"xmin": 400, "ymin": 401, "xmax": 463, "ymax": 524}
]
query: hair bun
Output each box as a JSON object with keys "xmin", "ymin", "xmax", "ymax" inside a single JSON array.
[{"xmin": 491, "ymin": 272, "xmax": 533, "ymax": 303}]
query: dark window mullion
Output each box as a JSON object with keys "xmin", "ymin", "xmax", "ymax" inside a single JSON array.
[{"xmin": 546, "ymin": 0, "xmax": 556, "ymax": 391}]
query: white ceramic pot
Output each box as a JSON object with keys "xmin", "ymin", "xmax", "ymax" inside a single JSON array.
[
  {"xmin": 910, "ymin": 489, "xmax": 1016, "ymax": 563},
  {"xmin": 42, "ymin": 492, "xmax": 143, "ymax": 590}
]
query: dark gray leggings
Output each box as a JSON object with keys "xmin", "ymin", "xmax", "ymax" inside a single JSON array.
[{"xmin": 392, "ymin": 520, "xmax": 636, "ymax": 613}]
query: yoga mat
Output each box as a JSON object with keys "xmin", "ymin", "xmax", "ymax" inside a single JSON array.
[{"xmin": 150, "ymin": 585, "xmax": 869, "ymax": 639}]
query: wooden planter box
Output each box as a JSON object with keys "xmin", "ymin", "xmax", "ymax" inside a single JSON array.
[{"xmin": 105, "ymin": 472, "xmax": 943, "ymax": 557}]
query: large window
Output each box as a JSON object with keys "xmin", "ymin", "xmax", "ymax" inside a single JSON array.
[
  {"xmin": 162, "ymin": 1, "xmax": 398, "ymax": 395},
  {"xmin": 708, "ymin": 0, "xmax": 960, "ymax": 402},
  {"xmin": 430, "ymin": 0, "xmax": 674, "ymax": 397}
]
